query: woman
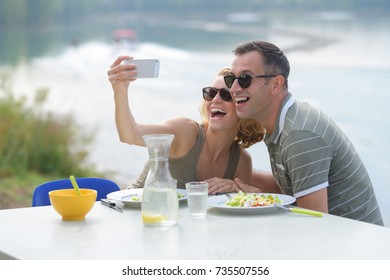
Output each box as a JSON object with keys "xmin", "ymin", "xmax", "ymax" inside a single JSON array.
[{"xmin": 107, "ymin": 56, "xmax": 265, "ymax": 194}]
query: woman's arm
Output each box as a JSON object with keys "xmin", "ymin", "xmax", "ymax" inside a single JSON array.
[
  {"xmin": 108, "ymin": 55, "xmax": 144, "ymax": 145},
  {"xmin": 108, "ymin": 56, "xmax": 198, "ymax": 156}
]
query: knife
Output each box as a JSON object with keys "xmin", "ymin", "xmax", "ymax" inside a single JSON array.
[{"xmin": 101, "ymin": 199, "xmax": 123, "ymax": 213}]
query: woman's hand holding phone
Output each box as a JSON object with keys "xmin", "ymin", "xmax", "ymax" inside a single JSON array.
[{"xmin": 123, "ymin": 59, "xmax": 160, "ymax": 78}]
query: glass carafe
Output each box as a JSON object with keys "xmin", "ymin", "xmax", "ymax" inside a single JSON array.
[{"xmin": 141, "ymin": 134, "xmax": 178, "ymax": 227}]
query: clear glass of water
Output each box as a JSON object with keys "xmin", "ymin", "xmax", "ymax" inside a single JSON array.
[{"xmin": 185, "ymin": 181, "xmax": 208, "ymax": 217}]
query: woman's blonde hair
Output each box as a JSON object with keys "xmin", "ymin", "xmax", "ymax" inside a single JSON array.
[{"xmin": 200, "ymin": 67, "xmax": 266, "ymax": 148}]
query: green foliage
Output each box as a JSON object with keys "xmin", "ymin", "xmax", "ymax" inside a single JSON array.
[
  {"xmin": 0, "ymin": 172, "xmax": 58, "ymax": 209},
  {"xmin": 0, "ymin": 71, "xmax": 97, "ymax": 178}
]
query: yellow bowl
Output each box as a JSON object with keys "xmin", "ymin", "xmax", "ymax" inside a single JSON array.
[{"xmin": 49, "ymin": 189, "xmax": 97, "ymax": 220}]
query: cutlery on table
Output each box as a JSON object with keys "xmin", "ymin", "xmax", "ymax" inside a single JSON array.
[
  {"xmin": 101, "ymin": 199, "xmax": 123, "ymax": 213},
  {"xmin": 215, "ymin": 192, "xmax": 232, "ymax": 197},
  {"xmin": 274, "ymin": 203, "xmax": 323, "ymax": 217}
]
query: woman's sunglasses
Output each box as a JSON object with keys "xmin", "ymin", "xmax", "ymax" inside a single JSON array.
[
  {"xmin": 224, "ymin": 74, "xmax": 277, "ymax": 88},
  {"xmin": 202, "ymin": 87, "xmax": 233, "ymax": 102}
]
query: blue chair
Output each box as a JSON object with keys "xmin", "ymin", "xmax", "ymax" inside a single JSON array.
[{"xmin": 32, "ymin": 177, "xmax": 121, "ymax": 207}]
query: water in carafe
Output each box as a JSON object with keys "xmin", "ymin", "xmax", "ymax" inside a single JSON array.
[{"xmin": 141, "ymin": 134, "xmax": 178, "ymax": 227}]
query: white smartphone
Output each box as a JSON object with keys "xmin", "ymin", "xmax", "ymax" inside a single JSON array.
[{"xmin": 124, "ymin": 59, "xmax": 160, "ymax": 78}]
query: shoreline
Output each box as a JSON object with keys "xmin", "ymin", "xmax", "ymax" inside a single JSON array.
[{"xmin": 1, "ymin": 16, "xmax": 389, "ymax": 225}]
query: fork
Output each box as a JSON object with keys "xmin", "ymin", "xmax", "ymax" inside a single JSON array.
[{"xmin": 274, "ymin": 204, "xmax": 323, "ymax": 217}]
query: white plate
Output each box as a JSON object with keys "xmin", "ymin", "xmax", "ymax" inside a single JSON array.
[
  {"xmin": 107, "ymin": 188, "xmax": 187, "ymax": 208},
  {"xmin": 207, "ymin": 193, "xmax": 296, "ymax": 214}
]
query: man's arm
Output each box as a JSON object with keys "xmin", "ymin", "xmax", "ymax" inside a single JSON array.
[
  {"xmin": 232, "ymin": 170, "xmax": 282, "ymax": 193},
  {"xmin": 296, "ymin": 188, "xmax": 328, "ymax": 213},
  {"xmin": 251, "ymin": 170, "xmax": 281, "ymax": 193}
]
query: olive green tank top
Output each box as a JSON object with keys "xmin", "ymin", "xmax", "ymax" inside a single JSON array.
[{"xmin": 130, "ymin": 123, "xmax": 241, "ymax": 189}]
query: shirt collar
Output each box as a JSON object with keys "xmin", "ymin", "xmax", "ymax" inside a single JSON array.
[{"xmin": 267, "ymin": 92, "xmax": 295, "ymax": 144}]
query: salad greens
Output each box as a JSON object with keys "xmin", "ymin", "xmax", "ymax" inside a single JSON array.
[{"xmin": 226, "ymin": 191, "xmax": 282, "ymax": 207}]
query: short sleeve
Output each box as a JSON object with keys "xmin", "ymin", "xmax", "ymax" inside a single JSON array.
[{"xmin": 281, "ymin": 130, "xmax": 333, "ymax": 196}]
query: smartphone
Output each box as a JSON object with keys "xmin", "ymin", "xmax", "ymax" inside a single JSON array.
[{"xmin": 124, "ymin": 59, "xmax": 160, "ymax": 78}]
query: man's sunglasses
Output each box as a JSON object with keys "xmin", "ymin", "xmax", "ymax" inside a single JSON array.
[
  {"xmin": 202, "ymin": 87, "xmax": 233, "ymax": 102},
  {"xmin": 224, "ymin": 74, "xmax": 277, "ymax": 88}
]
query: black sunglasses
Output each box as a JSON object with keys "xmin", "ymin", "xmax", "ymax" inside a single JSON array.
[
  {"xmin": 202, "ymin": 87, "xmax": 233, "ymax": 102},
  {"xmin": 224, "ymin": 74, "xmax": 277, "ymax": 88}
]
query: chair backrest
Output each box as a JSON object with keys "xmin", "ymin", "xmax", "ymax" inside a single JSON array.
[{"xmin": 32, "ymin": 177, "xmax": 121, "ymax": 207}]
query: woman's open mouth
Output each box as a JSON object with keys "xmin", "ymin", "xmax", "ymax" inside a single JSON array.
[{"xmin": 211, "ymin": 108, "xmax": 226, "ymax": 118}]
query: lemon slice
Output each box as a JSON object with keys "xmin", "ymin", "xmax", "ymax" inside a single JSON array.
[{"xmin": 142, "ymin": 212, "xmax": 165, "ymax": 224}]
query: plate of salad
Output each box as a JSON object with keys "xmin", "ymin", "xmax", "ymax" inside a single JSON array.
[
  {"xmin": 207, "ymin": 191, "xmax": 296, "ymax": 214},
  {"xmin": 107, "ymin": 188, "xmax": 187, "ymax": 208}
]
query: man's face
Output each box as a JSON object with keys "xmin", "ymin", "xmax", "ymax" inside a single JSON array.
[{"xmin": 229, "ymin": 51, "xmax": 273, "ymax": 123}]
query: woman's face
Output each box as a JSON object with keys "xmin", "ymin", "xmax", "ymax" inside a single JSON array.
[{"xmin": 205, "ymin": 76, "xmax": 240, "ymax": 131}]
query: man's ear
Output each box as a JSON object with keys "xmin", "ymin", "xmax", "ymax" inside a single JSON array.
[{"xmin": 272, "ymin": 75, "xmax": 285, "ymax": 91}]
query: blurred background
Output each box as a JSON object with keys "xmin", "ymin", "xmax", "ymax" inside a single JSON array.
[{"xmin": 1, "ymin": 0, "xmax": 389, "ymax": 226}]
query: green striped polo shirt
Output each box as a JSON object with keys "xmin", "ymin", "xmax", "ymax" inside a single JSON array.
[{"xmin": 264, "ymin": 92, "xmax": 383, "ymax": 225}]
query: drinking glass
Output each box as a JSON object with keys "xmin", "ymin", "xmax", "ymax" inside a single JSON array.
[{"xmin": 185, "ymin": 181, "xmax": 208, "ymax": 217}]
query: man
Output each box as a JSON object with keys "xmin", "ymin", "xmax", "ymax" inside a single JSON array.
[{"xmin": 227, "ymin": 40, "xmax": 383, "ymax": 225}]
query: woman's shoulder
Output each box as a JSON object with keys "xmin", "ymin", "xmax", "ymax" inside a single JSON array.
[
  {"xmin": 238, "ymin": 146, "xmax": 252, "ymax": 164},
  {"xmin": 242, "ymin": 146, "xmax": 251, "ymax": 156},
  {"xmin": 165, "ymin": 118, "xmax": 200, "ymax": 157},
  {"xmin": 233, "ymin": 146, "xmax": 252, "ymax": 184},
  {"xmin": 164, "ymin": 117, "xmax": 198, "ymax": 126},
  {"xmin": 161, "ymin": 117, "xmax": 199, "ymax": 133}
]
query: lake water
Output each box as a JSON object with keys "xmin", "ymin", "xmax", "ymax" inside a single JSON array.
[{"xmin": 2, "ymin": 12, "xmax": 390, "ymax": 225}]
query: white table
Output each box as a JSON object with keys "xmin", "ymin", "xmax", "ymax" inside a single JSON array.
[{"xmin": 1, "ymin": 201, "xmax": 390, "ymax": 260}]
